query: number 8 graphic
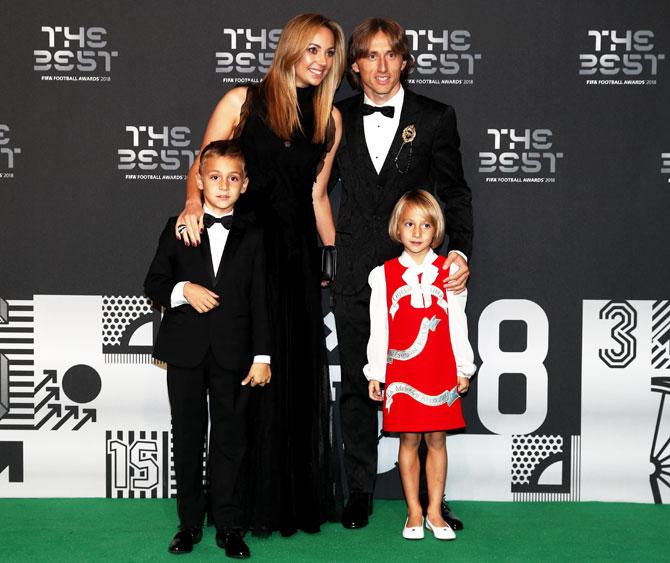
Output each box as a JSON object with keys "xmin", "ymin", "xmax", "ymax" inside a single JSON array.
[{"xmin": 478, "ymin": 300, "xmax": 549, "ymax": 435}]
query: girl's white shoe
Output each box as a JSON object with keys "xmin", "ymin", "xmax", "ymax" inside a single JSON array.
[
  {"xmin": 425, "ymin": 516, "xmax": 456, "ymax": 540},
  {"xmin": 402, "ymin": 517, "xmax": 425, "ymax": 540}
]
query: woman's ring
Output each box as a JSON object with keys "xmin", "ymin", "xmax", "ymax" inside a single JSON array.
[{"xmin": 177, "ymin": 224, "xmax": 187, "ymax": 233}]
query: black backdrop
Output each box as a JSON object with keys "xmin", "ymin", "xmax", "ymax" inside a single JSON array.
[{"xmin": 1, "ymin": 0, "xmax": 669, "ymax": 503}]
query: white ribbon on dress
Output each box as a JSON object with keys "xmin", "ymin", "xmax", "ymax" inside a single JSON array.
[
  {"xmin": 403, "ymin": 261, "xmax": 439, "ymax": 308},
  {"xmin": 389, "ymin": 251, "xmax": 449, "ymax": 318},
  {"xmin": 385, "ymin": 382, "xmax": 460, "ymax": 413},
  {"xmin": 390, "ymin": 284, "xmax": 448, "ymax": 319},
  {"xmin": 387, "ymin": 315, "xmax": 440, "ymax": 363}
]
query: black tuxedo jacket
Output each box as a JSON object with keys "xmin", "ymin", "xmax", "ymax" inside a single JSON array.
[
  {"xmin": 334, "ymin": 89, "xmax": 473, "ymax": 295},
  {"xmin": 144, "ymin": 215, "xmax": 271, "ymax": 371}
]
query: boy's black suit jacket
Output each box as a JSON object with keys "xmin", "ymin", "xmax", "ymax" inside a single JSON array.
[
  {"xmin": 334, "ymin": 90, "xmax": 474, "ymax": 295},
  {"xmin": 144, "ymin": 215, "xmax": 271, "ymax": 371}
]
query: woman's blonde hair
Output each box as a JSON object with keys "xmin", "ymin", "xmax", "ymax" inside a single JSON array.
[
  {"xmin": 261, "ymin": 13, "xmax": 345, "ymax": 143},
  {"xmin": 388, "ymin": 189, "xmax": 446, "ymax": 249}
]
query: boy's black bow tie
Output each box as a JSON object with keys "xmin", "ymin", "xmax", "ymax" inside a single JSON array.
[
  {"xmin": 204, "ymin": 214, "xmax": 233, "ymax": 229},
  {"xmin": 362, "ymin": 104, "xmax": 395, "ymax": 118}
]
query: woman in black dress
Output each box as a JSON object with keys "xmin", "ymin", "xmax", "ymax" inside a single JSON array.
[{"xmin": 176, "ymin": 13, "xmax": 345, "ymax": 536}]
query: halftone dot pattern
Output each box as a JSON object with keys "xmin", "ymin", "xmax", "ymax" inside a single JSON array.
[
  {"xmin": 511, "ymin": 435, "xmax": 563, "ymax": 485},
  {"xmin": 102, "ymin": 296, "xmax": 153, "ymax": 347}
]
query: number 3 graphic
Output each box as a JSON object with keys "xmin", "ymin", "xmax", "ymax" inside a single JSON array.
[{"xmin": 598, "ymin": 301, "xmax": 637, "ymax": 368}]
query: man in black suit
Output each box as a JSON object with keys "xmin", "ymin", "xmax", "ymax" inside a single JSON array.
[
  {"xmin": 334, "ymin": 18, "xmax": 473, "ymax": 530},
  {"xmin": 145, "ymin": 140, "xmax": 270, "ymax": 558}
]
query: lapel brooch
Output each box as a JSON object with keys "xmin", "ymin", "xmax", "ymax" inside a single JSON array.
[
  {"xmin": 394, "ymin": 124, "xmax": 416, "ymax": 174},
  {"xmin": 401, "ymin": 124, "xmax": 416, "ymax": 143}
]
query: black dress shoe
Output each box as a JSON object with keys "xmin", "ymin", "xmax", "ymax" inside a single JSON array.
[
  {"xmin": 168, "ymin": 527, "xmax": 203, "ymax": 554},
  {"xmin": 216, "ymin": 529, "xmax": 250, "ymax": 559},
  {"xmin": 441, "ymin": 499, "xmax": 464, "ymax": 531},
  {"xmin": 341, "ymin": 492, "xmax": 373, "ymax": 529}
]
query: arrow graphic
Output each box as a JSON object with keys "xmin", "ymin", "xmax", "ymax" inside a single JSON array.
[
  {"xmin": 34, "ymin": 386, "xmax": 59, "ymax": 413},
  {"xmin": 34, "ymin": 370, "xmax": 57, "ymax": 395},
  {"xmin": 52, "ymin": 405, "xmax": 79, "ymax": 431},
  {"xmin": 73, "ymin": 408, "xmax": 96, "ymax": 431},
  {"xmin": 34, "ymin": 404, "xmax": 61, "ymax": 430}
]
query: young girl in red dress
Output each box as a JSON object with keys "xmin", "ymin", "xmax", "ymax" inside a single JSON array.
[{"xmin": 365, "ymin": 189, "xmax": 476, "ymax": 541}]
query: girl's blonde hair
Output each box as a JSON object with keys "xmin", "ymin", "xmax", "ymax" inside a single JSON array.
[
  {"xmin": 388, "ymin": 189, "xmax": 446, "ymax": 249},
  {"xmin": 261, "ymin": 13, "xmax": 345, "ymax": 143}
]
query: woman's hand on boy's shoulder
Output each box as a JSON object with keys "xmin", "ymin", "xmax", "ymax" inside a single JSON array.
[{"xmin": 176, "ymin": 200, "xmax": 204, "ymax": 247}]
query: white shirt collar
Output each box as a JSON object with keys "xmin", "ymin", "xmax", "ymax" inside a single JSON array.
[
  {"xmin": 399, "ymin": 248, "xmax": 437, "ymax": 270},
  {"xmin": 203, "ymin": 203, "xmax": 234, "ymax": 219},
  {"xmin": 398, "ymin": 248, "xmax": 439, "ymax": 309},
  {"xmin": 363, "ymin": 85, "xmax": 404, "ymax": 110}
]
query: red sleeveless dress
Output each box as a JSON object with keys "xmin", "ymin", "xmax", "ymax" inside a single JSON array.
[{"xmin": 382, "ymin": 255, "xmax": 466, "ymax": 432}]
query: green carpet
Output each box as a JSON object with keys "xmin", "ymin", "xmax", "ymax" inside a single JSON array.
[{"xmin": 0, "ymin": 499, "xmax": 668, "ymax": 561}]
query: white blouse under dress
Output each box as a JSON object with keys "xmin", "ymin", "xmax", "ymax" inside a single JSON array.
[{"xmin": 363, "ymin": 249, "xmax": 476, "ymax": 383}]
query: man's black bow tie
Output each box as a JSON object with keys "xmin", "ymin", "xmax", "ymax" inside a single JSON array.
[
  {"xmin": 362, "ymin": 104, "xmax": 395, "ymax": 118},
  {"xmin": 204, "ymin": 214, "xmax": 233, "ymax": 229}
]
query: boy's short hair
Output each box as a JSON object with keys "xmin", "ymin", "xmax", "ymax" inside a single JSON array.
[
  {"xmin": 198, "ymin": 140, "xmax": 246, "ymax": 175},
  {"xmin": 388, "ymin": 189, "xmax": 446, "ymax": 249}
]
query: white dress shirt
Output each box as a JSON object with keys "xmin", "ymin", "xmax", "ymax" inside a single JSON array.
[
  {"xmin": 363, "ymin": 87, "xmax": 405, "ymax": 174},
  {"xmin": 170, "ymin": 204, "xmax": 270, "ymax": 365},
  {"xmin": 363, "ymin": 249, "xmax": 476, "ymax": 383}
]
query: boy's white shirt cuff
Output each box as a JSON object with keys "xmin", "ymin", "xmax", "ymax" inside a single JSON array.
[
  {"xmin": 253, "ymin": 355, "xmax": 271, "ymax": 364},
  {"xmin": 171, "ymin": 284, "xmax": 271, "ymax": 365},
  {"xmin": 171, "ymin": 281, "xmax": 189, "ymax": 307}
]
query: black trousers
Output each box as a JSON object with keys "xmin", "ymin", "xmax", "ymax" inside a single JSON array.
[
  {"xmin": 335, "ymin": 287, "xmax": 379, "ymax": 495},
  {"xmin": 167, "ymin": 350, "xmax": 251, "ymax": 530}
]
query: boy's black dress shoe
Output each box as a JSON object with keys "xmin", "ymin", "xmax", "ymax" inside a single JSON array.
[
  {"xmin": 441, "ymin": 498, "xmax": 464, "ymax": 531},
  {"xmin": 168, "ymin": 527, "xmax": 203, "ymax": 554},
  {"xmin": 341, "ymin": 492, "xmax": 373, "ymax": 529},
  {"xmin": 216, "ymin": 529, "xmax": 250, "ymax": 559}
]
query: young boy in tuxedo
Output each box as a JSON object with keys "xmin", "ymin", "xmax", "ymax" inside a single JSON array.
[{"xmin": 145, "ymin": 140, "xmax": 270, "ymax": 558}]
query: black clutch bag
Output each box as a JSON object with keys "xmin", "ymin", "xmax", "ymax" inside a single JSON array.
[{"xmin": 321, "ymin": 245, "xmax": 337, "ymax": 283}]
